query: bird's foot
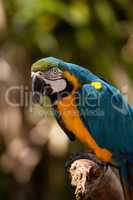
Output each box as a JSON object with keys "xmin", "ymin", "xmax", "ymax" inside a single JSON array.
[{"xmin": 95, "ymin": 148, "xmax": 112, "ymax": 163}]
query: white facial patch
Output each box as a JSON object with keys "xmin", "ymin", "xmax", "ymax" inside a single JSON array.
[{"xmin": 44, "ymin": 78, "xmax": 67, "ymax": 93}]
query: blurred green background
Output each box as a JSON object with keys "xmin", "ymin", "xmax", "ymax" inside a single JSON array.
[{"xmin": 0, "ymin": 0, "xmax": 133, "ymax": 199}]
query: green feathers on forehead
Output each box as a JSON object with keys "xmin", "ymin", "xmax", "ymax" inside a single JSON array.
[{"xmin": 31, "ymin": 57, "xmax": 62, "ymax": 72}]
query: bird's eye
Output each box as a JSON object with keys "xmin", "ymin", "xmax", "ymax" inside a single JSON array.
[
  {"xmin": 52, "ymin": 68, "xmax": 58, "ymax": 74},
  {"xmin": 38, "ymin": 71, "xmax": 43, "ymax": 76}
]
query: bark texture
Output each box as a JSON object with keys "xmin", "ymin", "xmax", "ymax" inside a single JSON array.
[{"xmin": 65, "ymin": 151, "xmax": 125, "ymax": 200}]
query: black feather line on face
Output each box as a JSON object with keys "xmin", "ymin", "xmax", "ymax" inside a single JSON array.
[
  {"xmin": 43, "ymin": 67, "xmax": 63, "ymax": 81},
  {"xmin": 50, "ymin": 79, "xmax": 73, "ymax": 103}
]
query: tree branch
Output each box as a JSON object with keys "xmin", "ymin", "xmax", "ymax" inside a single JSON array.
[{"xmin": 65, "ymin": 151, "xmax": 125, "ymax": 200}]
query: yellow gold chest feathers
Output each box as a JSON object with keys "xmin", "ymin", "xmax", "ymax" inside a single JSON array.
[{"xmin": 56, "ymin": 71, "xmax": 112, "ymax": 162}]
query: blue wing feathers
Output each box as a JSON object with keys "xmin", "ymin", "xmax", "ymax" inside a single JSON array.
[{"xmin": 76, "ymin": 80, "xmax": 133, "ymax": 159}]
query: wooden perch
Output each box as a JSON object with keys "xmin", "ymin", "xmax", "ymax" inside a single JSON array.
[{"xmin": 65, "ymin": 151, "xmax": 125, "ymax": 200}]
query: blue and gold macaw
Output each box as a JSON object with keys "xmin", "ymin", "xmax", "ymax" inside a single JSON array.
[{"xmin": 31, "ymin": 57, "xmax": 133, "ymax": 196}]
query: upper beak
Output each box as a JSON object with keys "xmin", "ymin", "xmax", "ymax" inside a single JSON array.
[
  {"xmin": 31, "ymin": 72, "xmax": 37, "ymax": 96},
  {"xmin": 31, "ymin": 72, "xmax": 46, "ymax": 103},
  {"xmin": 31, "ymin": 72, "xmax": 53, "ymax": 104}
]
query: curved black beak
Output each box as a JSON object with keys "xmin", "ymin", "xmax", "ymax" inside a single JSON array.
[{"xmin": 31, "ymin": 73, "xmax": 52, "ymax": 103}]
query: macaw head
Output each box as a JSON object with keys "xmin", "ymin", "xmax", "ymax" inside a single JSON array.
[
  {"xmin": 31, "ymin": 57, "xmax": 71, "ymax": 103},
  {"xmin": 31, "ymin": 57, "xmax": 97, "ymax": 103}
]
